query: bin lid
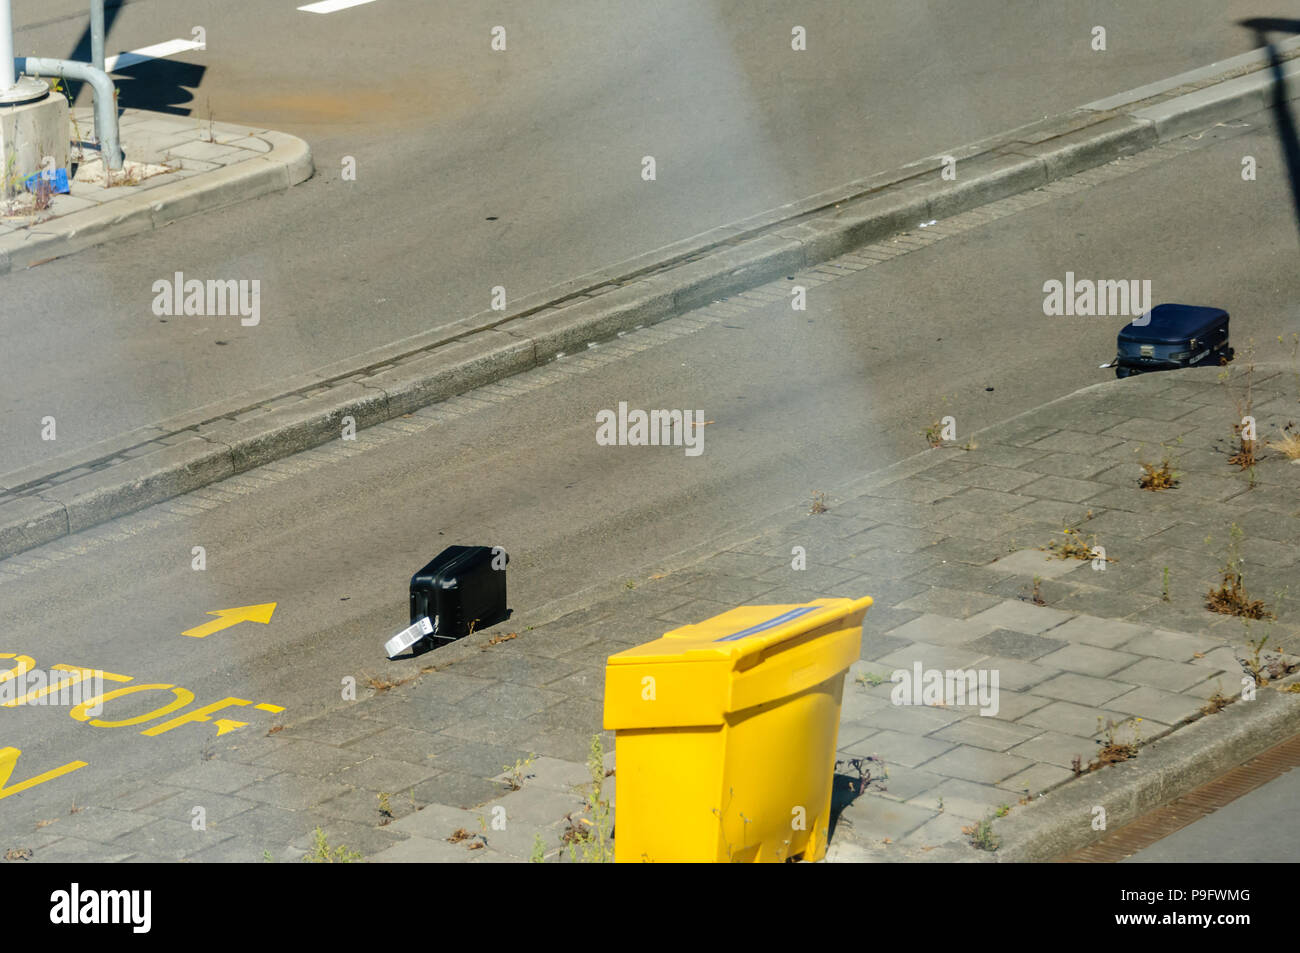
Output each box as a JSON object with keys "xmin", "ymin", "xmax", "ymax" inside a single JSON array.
[
  {"xmin": 607, "ymin": 597, "xmax": 873, "ymax": 666},
  {"xmin": 604, "ymin": 597, "xmax": 873, "ymax": 728}
]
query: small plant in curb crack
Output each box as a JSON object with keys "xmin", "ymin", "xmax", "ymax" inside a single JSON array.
[
  {"xmin": 994, "ymin": 804, "xmax": 1011, "ymax": 819},
  {"xmin": 962, "ymin": 814, "xmax": 1000, "ymax": 851},
  {"xmin": 1201, "ymin": 681, "xmax": 1233, "ymax": 716},
  {"xmin": 1027, "ymin": 574, "xmax": 1046, "ymax": 606},
  {"xmin": 1138, "ymin": 456, "xmax": 1179, "ymax": 490},
  {"xmin": 1238, "ymin": 625, "xmax": 1297, "ymax": 686},
  {"xmin": 1162, "ymin": 566, "xmax": 1171, "ymax": 602},
  {"xmin": 1074, "ymin": 718, "xmax": 1142, "ymax": 775},
  {"xmin": 502, "ymin": 753, "xmax": 536, "ymax": 791},
  {"xmin": 302, "ymin": 827, "xmax": 361, "ymax": 863},
  {"xmin": 809, "ymin": 490, "xmax": 829, "ymax": 514},
  {"xmin": 1243, "ymin": 627, "xmax": 1272, "ymax": 686},
  {"xmin": 922, "ymin": 420, "xmax": 945, "ymax": 448},
  {"xmin": 855, "ymin": 671, "xmax": 888, "ymax": 688},
  {"xmin": 1093, "ymin": 717, "xmax": 1141, "ymax": 768},
  {"xmin": 377, "ymin": 792, "xmax": 393, "ymax": 823}
]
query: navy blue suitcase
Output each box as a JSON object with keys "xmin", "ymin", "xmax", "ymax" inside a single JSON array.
[{"xmin": 1114, "ymin": 304, "xmax": 1233, "ymax": 379}]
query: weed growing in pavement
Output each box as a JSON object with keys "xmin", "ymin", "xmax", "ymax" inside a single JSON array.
[
  {"xmin": 962, "ymin": 814, "xmax": 1000, "ymax": 851},
  {"xmin": 1205, "ymin": 524, "xmax": 1272, "ymax": 620},
  {"xmin": 1220, "ymin": 352, "xmax": 1258, "ymax": 469},
  {"xmin": 922, "ymin": 420, "xmax": 945, "ymax": 448},
  {"xmin": 1268, "ymin": 422, "xmax": 1300, "ymax": 461},
  {"xmin": 1042, "ymin": 522, "xmax": 1112, "ymax": 563},
  {"xmin": 1138, "ymin": 456, "xmax": 1179, "ymax": 490},
  {"xmin": 994, "ymin": 804, "xmax": 1011, "ymax": 819},
  {"xmin": 502, "ymin": 753, "xmax": 537, "ymax": 791},
  {"xmin": 447, "ymin": 826, "xmax": 486, "ymax": 850},
  {"xmin": 809, "ymin": 490, "xmax": 829, "ymax": 514},
  {"xmin": 302, "ymin": 827, "xmax": 361, "ymax": 863},
  {"xmin": 1028, "ymin": 574, "xmax": 1046, "ymax": 606},
  {"xmin": 855, "ymin": 671, "xmax": 888, "ymax": 688},
  {"xmin": 1162, "ymin": 566, "xmax": 1171, "ymax": 602},
  {"xmin": 377, "ymin": 792, "xmax": 393, "ymax": 823},
  {"xmin": 529, "ymin": 833, "xmax": 547, "ymax": 863},
  {"xmin": 563, "ymin": 735, "xmax": 614, "ymax": 862}
]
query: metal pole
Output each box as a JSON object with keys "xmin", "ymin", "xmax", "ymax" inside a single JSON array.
[
  {"xmin": 90, "ymin": 0, "xmax": 104, "ymax": 72},
  {"xmin": 1, "ymin": 1, "xmax": 49, "ymax": 104},
  {"xmin": 0, "ymin": 0, "xmax": 15, "ymax": 90}
]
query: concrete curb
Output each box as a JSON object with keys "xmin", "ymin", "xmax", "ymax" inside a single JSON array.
[
  {"xmin": 3, "ymin": 45, "xmax": 1299, "ymax": 560},
  {"xmin": 0, "ymin": 123, "xmax": 314, "ymax": 274},
  {"xmin": 994, "ymin": 680, "xmax": 1300, "ymax": 862}
]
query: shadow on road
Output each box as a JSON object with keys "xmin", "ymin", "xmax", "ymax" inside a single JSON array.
[
  {"xmin": 1240, "ymin": 17, "xmax": 1300, "ymax": 243},
  {"xmin": 60, "ymin": 1, "xmax": 206, "ymax": 116}
]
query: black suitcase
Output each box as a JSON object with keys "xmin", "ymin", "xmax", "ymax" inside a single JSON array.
[
  {"xmin": 1115, "ymin": 303, "xmax": 1233, "ymax": 379},
  {"xmin": 409, "ymin": 545, "xmax": 509, "ymax": 646}
]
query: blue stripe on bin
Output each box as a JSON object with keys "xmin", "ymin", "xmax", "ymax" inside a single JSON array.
[{"xmin": 713, "ymin": 606, "xmax": 819, "ymax": 642}]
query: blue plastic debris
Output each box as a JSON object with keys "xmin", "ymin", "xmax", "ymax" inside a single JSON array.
[{"xmin": 23, "ymin": 168, "xmax": 71, "ymax": 195}]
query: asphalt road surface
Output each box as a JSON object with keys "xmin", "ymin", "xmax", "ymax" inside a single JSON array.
[
  {"xmin": 1124, "ymin": 766, "xmax": 1300, "ymax": 862},
  {"xmin": 3, "ymin": 0, "xmax": 1298, "ymax": 469},
  {"xmin": 0, "ymin": 106, "xmax": 1296, "ymax": 834}
]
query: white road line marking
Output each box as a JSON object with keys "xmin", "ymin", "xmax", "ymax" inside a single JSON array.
[
  {"xmin": 298, "ymin": 0, "xmax": 378, "ymax": 13},
  {"xmin": 105, "ymin": 38, "xmax": 205, "ymax": 72}
]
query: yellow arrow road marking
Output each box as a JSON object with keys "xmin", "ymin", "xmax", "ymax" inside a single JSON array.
[{"xmin": 182, "ymin": 602, "xmax": 277, "ymax": 639}]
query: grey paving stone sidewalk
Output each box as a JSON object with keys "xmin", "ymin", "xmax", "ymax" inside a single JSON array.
[{"xmin": 14, "ymin": 362, "xmax": 1298, "ymax": 863}]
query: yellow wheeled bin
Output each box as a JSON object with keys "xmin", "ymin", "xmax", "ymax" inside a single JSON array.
[{"xmin": 603, "ymin": 596, "xmax": 872, "ymax": 863}]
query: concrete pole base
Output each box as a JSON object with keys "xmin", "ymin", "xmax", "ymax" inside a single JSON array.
[
  {"xmin": 0, "ymin": 89, "xmax": 69, "ymax": 198},
  {"xmin": 0, "ymin": 75, "xmax": 49, "ymax": 105}
]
